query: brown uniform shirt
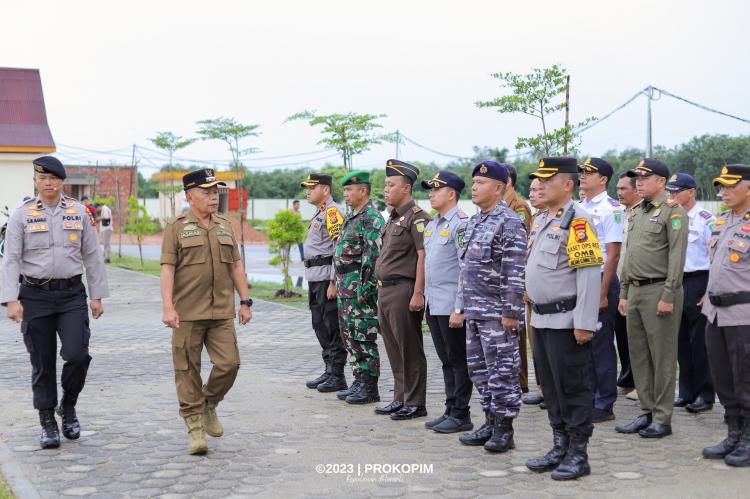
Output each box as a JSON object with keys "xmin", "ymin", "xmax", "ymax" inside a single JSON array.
[
  {"xmin": 504, "ymin": 186, "xmax": 532, "ymax": 234},
  {"xmin": 160, "ymin": 211, "xmax": 241, "ymax": 321},
  {"xmin": 376, "ymin": 200, "xmax": 431, "ymax": 280}
]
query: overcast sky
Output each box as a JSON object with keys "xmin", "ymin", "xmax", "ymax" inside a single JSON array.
[{"xmin": 2, "ymin": 0, "xmax": 748, "ymax": 174}]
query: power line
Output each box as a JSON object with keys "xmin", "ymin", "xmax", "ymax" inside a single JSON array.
[{"xmin": 654, "ymin": 86, "xmax": 750, "ymax": 124}]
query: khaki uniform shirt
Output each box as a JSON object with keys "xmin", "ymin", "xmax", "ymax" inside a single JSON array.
[
  {"xmin": 375, "ymin": 200, "xmax": 431, "ymax": 281},
  {"xmin": 616, "ymin": 201, "xmax": 641, "ymax": 279},
  {"xmin": 702, "ymin": 208, "xmax": 750, "ymax": 327},
  {"xmin": 620, "ymin": 192, "xmax": 688, "ymax": 303},
  {"xmin": 303, "ymin": 197, "xmax": 344, "ymax": 282},
  {"xmin": 160, "ymin": 211, "xmax": 241, "ymax": 321},
  {"xmin": 1, "ymin": 195, "xmax": 109, "ymax": 303},
  {"xmin": 504, "ymin": 187, "xmax": 532, "ymax": 235}
]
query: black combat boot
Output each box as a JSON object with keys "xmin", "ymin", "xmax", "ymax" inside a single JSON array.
[
  {"xmin": 527, "ymin": 428, "xmax": 569, "ymax": 472},
  {"xmin": 484, "ymin": 417, "xmax": 515, "ymax": 453},
  {"xmin": 39, "ymin": 409, "xmax": 60, "ymax": 449},
  {"xmin": 317, "ymin": 364, "xmax": 347, "ymax": 392},
  {"xmin": 337, "ymin": 372, "xmax": 360, "ymax": 401},
  {"xmin": 346, "ymin": 373, "xmax": 380, "ymax": 404},
  {"xmin": 703, "ymin": 416, "xmax": 742, "ymax": 459},
  {"xmin": 56, "ymin": 392, "xmax": 81, "ymax": 440},
  {"xmin": 551, "ymin": 435, "xmax": 591, "ymax": 480},
  {"xmin": 459, "ymin": 410, "xmax": 494, "ymax": 446},
  {"xmin": 306, "ymin": 363, "xmax": 331, "ymax": 389},
  {"xmin": 725, "ymin": 418, "xmax": 750, "ymax": 467}
]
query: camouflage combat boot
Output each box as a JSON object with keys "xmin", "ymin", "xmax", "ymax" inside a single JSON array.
[
  {"xmin": 184, "ymin": 414, "xmax": 208, "ymax": 455},
  {"xmin": 203, "ymin": 400, "xmax": 223, "ymax": 438}
]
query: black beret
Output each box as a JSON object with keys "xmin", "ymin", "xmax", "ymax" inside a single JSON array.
[
  {"xmin": 713, "ymin": 164, "xmax": 750, "ymax": 187},
  {"xmin": 627, "ymin": 158, "xmax": 669, "ymax": 179},
  {"xmin": 183, "ymin": 168, "xmax": 227, "ymax": 191},
  {"xmin": 421, "ymin": 170, "xmax": 465, "ymax": 192},
  {"xmin": 529, "ymin": 157, "xmax": 578, "ymax": 179},
  {"xmin": 32, "ymin": 156, "xmax": 66, "ymax": 179},
  {"xmin": 472, "ymin": 161, "xmax": 509, "ymax": 183},
  {"xmin": 300, "ymin": 173, "xmax": 332, "ymax": 188},
  {"xmin": 385, "ymin": 159, "xmax": 419, "ymax": 183},
  {"xmin": 579, "ymin": 157, "xmax": 613, "ymax": 179}
]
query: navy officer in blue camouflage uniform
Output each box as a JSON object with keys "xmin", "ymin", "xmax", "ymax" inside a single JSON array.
[
  {"xmin": 421, "ymin": 170, "xmax": 473, "ymax": 434},
  {"xmin": 1, "ymin": 156, "xmax": 108, "ymax": 449},
  {"xmin": 525, "ymin": 157, "xmax": 601, "ymax": 480},
  {"xmin": 457, "ymin": 161, "xmax": 527, "ymax": 453}
]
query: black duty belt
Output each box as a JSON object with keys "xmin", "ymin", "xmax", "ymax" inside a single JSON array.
[
  {"xmin": 377, "ymin": 277, "xmax": 415, "ymax": 288},
  {"xmin": 709, "ymin": 291, "xmax": 750, "ymax": 307},
  {"xmin": 684, "ymin": 270, "xmax": 708, "ymax": 279},
  {"xmin": 304, "ymin": 256, "xmax": 333, "ymax": 268},
  {"xmin": 102, "ymin": 219, "xmax": 111, "ymax": 227},
  {"xmin": 336, "ymin": 263, "xmax": 360, "ymax": 274},
  {"xmin": 21, "ymin": 275, "xmax": 82, "ymax": 290},
  {"xmin": 631, "ymin": 277, "xmax": 666, "ymax": 288},
  {"xmin": 531, "ymin": 296, "xmax": 577, "ymax": 315}
]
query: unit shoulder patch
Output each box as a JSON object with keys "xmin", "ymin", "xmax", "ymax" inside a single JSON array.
[
  {"xmin": 326, "ymin": 206, "xmax": 344, "ymax": 240},
  {"xmin": 566, "ymin": 218, "xmax": 604, "ymax": 269}
]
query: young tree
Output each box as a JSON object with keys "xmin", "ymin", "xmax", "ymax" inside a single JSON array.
[
  {"xmin": 266, "ymin": 209, "xmax": 307, "ymax": 297},
  {"xmin": 123, "ymin": 196, "xmax": 159, "ymax": 269},
  {"xmin": 286, "ymin": 111, "xmax": 394, "ymax": 170},
  {"xmin": 196, "ymin": 117, "xmax": 261, "ymax": 267},
  {"xmin": 476, "ymin": 64, "xmax": 595, "ymax": 156},
  {"xmin": 149, "ymin": 132, "xmax": 197, "ymax": 218}
]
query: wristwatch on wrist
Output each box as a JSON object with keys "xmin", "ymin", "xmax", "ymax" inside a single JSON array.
[
  {"xmin": 240, "ymin": 298, "xmax": 253, "ymax": 307},
  {"xmin": 454, "ymin": 308, "xmax": 463, "ymax": 315}
]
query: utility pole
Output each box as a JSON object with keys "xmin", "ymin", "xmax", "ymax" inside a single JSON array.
[
  {"xmin": 395, "ymin": 129, "xmax": 400, "ymax": 159},
  {"xmin": 646, "ymin": 86, "xmax": 653, "ymax": 157},
  {"xmin": 563, "ymin": 76, "xmax": 571, "ymax": 155}
]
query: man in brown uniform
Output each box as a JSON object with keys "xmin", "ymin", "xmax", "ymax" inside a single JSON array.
[
  {"xmin": 375, "ymin": 159, "xmax": 432, "ymax": 420},
  {"xmin": 160, "ymin": 168, "xmax": 253, "ymax": 454},
  {"xmin": 504, "ymin": 165, "xmax": 534, "ymax": 395}
]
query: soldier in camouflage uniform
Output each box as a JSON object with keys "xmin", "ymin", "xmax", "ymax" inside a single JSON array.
[
  {"xmin": 333, "ymin": 170, "xmax": 385, "ymax": 404},
  {"xmin": 458, "ymin": 161, "xmax": 527, "ymax": 453}
]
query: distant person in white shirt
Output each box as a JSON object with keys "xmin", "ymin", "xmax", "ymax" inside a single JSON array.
[
  {"xmin": 666, "ymin": 173, "xmax": 716, "ymax": 414},
  {"xmin": 97, "ymin": 204, "xmax": 113, "ymax": 263}
]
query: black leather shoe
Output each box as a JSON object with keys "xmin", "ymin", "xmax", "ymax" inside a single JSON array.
[
  {"xmin": 433, "ymin": 416, "xmax": 473, "ymax": 434},
  {"xmin": 425, "ymin": 413, "xmax": 448, "ymax": 429},
  {"xmin": 306, "ymin": 370, "xmax": 330, "ymax": 389},
  {"xmin": 592, "ymin": 408, "xmax": 615, "ymax": 423},
  {"xmin": 523, "ymin": 393, "xmax": 544, "ymax": 405},
  {"xmin": 639, "ymin": 422, "xmax": 672, "ymax": 438},
  {"xmin": 390, "ymin": 405, "xmax": 427, "ymax": 420},
  {"xmin": 539, "ymin": 401, "xmax": 547, "ymax": 410},
  {"xmin": 686, "ymin": 397, "xmax": 714, "ymax": 413},
  {"xmin": 39, "ymin": 410, "xmax": 60, "ymax": 449},
  {"xmin": 521, "ymin": 387, "xmax": 529, "ymax": 394},
  {"xmin": 615, "ymin": 413, "xmax": 652, "ymax": 434},
  {"xmin": 374, "ymin": 400, "xmax": 403, "ymax": 415},
  {"xmin": 483, "ymin": 417, "xmax": 514, "ymax": 453},
  {"xmin": 459, "ymin": 411, "xmax": 494, "ymax": 446},
  {"xmin": 527, "ymin": 429, "xmax": 569, "ymax": 472},
  {"xmin": 673, "ymin": 397, "xmax": 691, "ymax": 407},
  {"xmin": 704, "ymin": 416, "xmax": 742, "ymax": 459}
]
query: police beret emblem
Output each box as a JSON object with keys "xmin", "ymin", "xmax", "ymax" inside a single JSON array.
[
  {"xmin": 351, "ymin": 177, "xmax": 357, "ymax": 183},
  {"xmin": 722, "ymin": 166, "xmax": 729, "ymax": 175},
  {"xmin": 480, "ymin": 165, "xmax": 488, "ymax": 174}
]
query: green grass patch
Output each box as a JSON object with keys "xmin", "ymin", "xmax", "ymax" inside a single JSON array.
[
  {"xmin": 0, "ymin": 471, "xmax": 14, "ymax": 499},
  {"xmin": 106, "ymin": 254, "xmax": 309, "ymax": 310}
]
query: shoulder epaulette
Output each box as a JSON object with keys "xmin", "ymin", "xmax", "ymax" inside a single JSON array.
[
  {"xmin": 412, "ymin": 205, "xmax": 422, "ymax": 214},
  {"xmin": 698, "ymin": 210, "xmax": 713, "ymax": 220},
  {"xmin": 457, "ymin": 209, "xmax": 469, "ymax": 219},
  {"xmin": 607, "ymin": 197, "xmax": 620, "ymax": 208}
]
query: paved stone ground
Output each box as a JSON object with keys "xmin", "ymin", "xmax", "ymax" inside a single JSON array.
[{"xmin": 0, "ymin": 267, "xmax": 748, "ymax": 498}]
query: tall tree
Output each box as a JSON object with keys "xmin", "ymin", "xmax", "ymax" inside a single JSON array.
[
  {"xmin": 196, "ymin": 117, "xmax": 261, "ymax": 267},
  {"xmin": 149, "ymin": 132, "xmax": 197, "ymax": 219},
  {"xmin": 476, "ymin": 64, "xmax": 595, "ymax": 156},
  {"xmin": 286, "ymin": 111, "xmax": 394, "ymax": 170}
]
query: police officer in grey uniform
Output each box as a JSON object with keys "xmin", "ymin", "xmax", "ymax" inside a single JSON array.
[
  {"xmin": 421, "ymin": 171, "xmax": 473, "ymax": 433},
  {"xmin": 525, "ymin": 157, "xmax": 601, "ymax": 480},
  {"xmin": 701, "ymin": 164, "xmax": 750, "ymax": 466},
  {"xmin": 299, "ymin": 173, "xmax": 348, "ymax": 392},
  {"xmin": 1, "ymin": 156, "xmax": 108, "ymax": 449}
]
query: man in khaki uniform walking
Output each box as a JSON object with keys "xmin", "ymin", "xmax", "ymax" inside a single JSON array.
[
  {"xmin": 160, "ymin": 168, "xmax": 253, "ymax": 454},
  {"xmin": 616, "ymin": 159, "xmax": 688, "ymax": 439}
]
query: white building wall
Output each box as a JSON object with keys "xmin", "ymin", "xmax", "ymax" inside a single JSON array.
[{"xmin": 0, "ymin": 154, "xmax": 37, "ymax": 215}]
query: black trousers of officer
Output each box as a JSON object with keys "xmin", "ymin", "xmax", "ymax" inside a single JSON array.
[
  {"xmin": 614, "ymin": 311, "xmax": 634, "ymax": 389},
  {"xmin": 308, "ymin": 280, "xmax": 347, "ymax": 370},
  {"xmin": 426, "ymin": 307, "xmax": 472, "ymax": 418},
  {"xmin": 677, "ymin": 271, "xmax": 714, "ymax": 403},
  {"xmin": 590, "ymin": 276, "xmax": 619, "ymax": 411},
  {"xmin": 533, "ymin": 327, "xmax": 594, "ymax": 438},
  {"xmin": 705, "ymin": 320, "xmax": 750, "ymax": 418},
  {"xmin": 19, "ymin": 280, "xmax": 92, "ymax": 411}
]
